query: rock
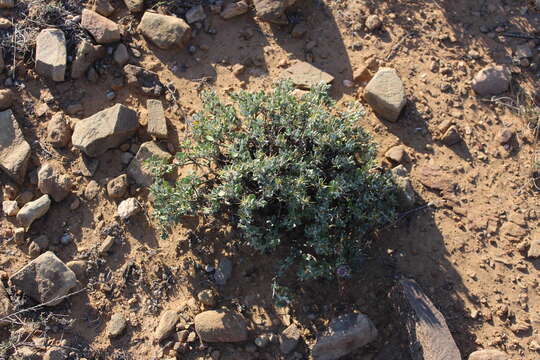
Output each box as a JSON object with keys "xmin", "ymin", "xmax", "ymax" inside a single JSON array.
[
  {"xmin": 81, "ymin": 9, "xmax": 121, "ymax": 44},
  {"xmin": 114, "ymin": 44, "xmax": 129, "ymax": 66},
  {"xmin": 17, "ymin": 195, "xmax": 51, "ymax": 229},
  {"xmin": 311, "ymin": 313, "xmax": 377, "ymax": 360},
  {"xmin": 0, "ymin": 109, "xmax": 31, "ymax": 183},
  {"xmin": 364, "ymin": 67, "xmax": 406, "ymax": 122},
  {"xmin": 43, "ymin": 348, "xmax": 67, "ymax": 360},
  {"xmin": 365, "ymin": 15, "xmax": 382, "ymax": 31},
  {"xmin": 47, "ymin": 113, "xmax": 71, "ymax": 148},
  {"xmin": 280, "ymin": 324, "xmax": 301, "ymax": 354},
  {"xmin": 108, "ymin": 313, "xmax": 127, "ymax": 337},
  {"xmin": 3, "ymin": 200, "xmax": 18, "ymax": 216},
  {"xmin": 186, "ymin": 5, "xmax": 206, "ymax": 24},
  {"xmin": 84, "ymin": 180, "xmax": 100, "ymax": 200},
  {"xmin": 10, "ymin": 251, "xmax": 79, "ymax": 306},
  {"xmin": 497, "ymin": 129, "xmax": 513, "ymax": 144},
  {"xmin": 197, "ymin": 289, "xmax": 217, "ymax": 307},
  {"xmin": 441, "ymin": 125, "xmax": 461, "ymax": 146},
  {"xmin": 124, "ymin": 64, "xmax": 163, "ymax": 97},
  {"xmin": 99, "ymin": 235, "xmax": 115, "ymax": 254},
  {"xmin": 194, "ymin": 310, "xmax": 248, "ymax": 343},
  {"xmin": 117, "ymin": 197, "xmax": 140, "ymax": 219},
  {"xmin": 468, "ymin": 350, "xmax": 508, "ymax": 360},
  {"xmin": 214, "ymin": 257, "xmax": 232, "ymax": 285},
  {"xmin": 0, "ymin": 88, "xmax": 13, "ymax": 109},
  {"xmin": 0, "ymin": 283, "xmax": 12, "ymax": 327},
  {"xmin": 291, "ymin": 23, "xmax": 307, "ymax": 38},
  {"xmin": 16, "ymin": 191, "xmax": 33, "ymax": 206},
  {"xmin": 385, "ymin": 146, "xmax": 408, "ymax": 164},
  {"xmin": 76, "ymin": 155, "xmax": 99, "ymax": 177},
  {"xmin": 283, "ymin": 61, "xmax": 334, "ymax": 90},
  {"xmin": 220, "ymin": 1, "xmax": 249, "ymax": 19},
  {"xmin": 155, "ymin": 310, "xmax": 179, "ymax": 342},
  {"xmin": 127, "ymin": 141, "xmax": 171, "ymax": 186},
  {"xmin": 28, "ymin": 235, "xmax": 49, "ymax": 257},
  {"xmin": 35, "ymin": 29, "xmax": 66, "ymax": 82},
  {"xmin": 38, "ymin": 162, "xmax": 72, "ymax": 202},
  {"xmin": 93, "ymin": 0, "xmax": 115, "ymax": 17},
  {"xmin": 232, "ymin": 64, "xmax": 245, "ymax": 77},
  {"xmin": 391, "ymin": 165, "xmax": 415, "ymax": 208},
  {"xmin": 14, "ymin": 227, "xmax": 25, "ymax": 244},
  {"xmin": 527, "ymin": 231, "xmax": 540, "ymax": 258},
  {"xmin": 138, "ymin": 12, "xmax": 191, "ymax": 50},
  {"xmin": 66, "ymin": 260, "xmax": 87, "ymax": 284},
  {"xmin": 123, "ymin": 0, "xmax": 143, "ymax": 13},
  {"xmin": 147, "ymin": 99, "xmax": 168, "ymax": 139},
  {"xmin": 415, "ymin": 165, "xmax": 454, "ymax": 193},
  {"xmin": 72, "ymin": 104, "xmax": 139, "ymax": 157},
  {"xmin": 472, "ymin": 66, "xmax": 510, "ymax": 96},
  {"xmin": 71, "ymin": 41, "xmax": 105, "ymax": 79},
  {"xmin": 107, "ymin": 174, "xmax": 128, "ymax": 199},
  {"xmin": 253, "ymin": 0, "xmax": 297, "ymax": 24}
]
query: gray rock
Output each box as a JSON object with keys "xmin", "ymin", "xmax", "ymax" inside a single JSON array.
[
  {"xmin": 10, "ymin": 251, "xmax": 79, "ymax": 306},
  {"xmin": 311, "ymin": 313, "xmax": 377, "ymax": 360},
  {"xmin": 147, "ymin": 99, "xmax": 168, "ymax": 139},
  {"xmin": 253, "ymin": 0, "xmax": 297, "ymax": 24},
  {"xmin": 197, "ymin": 289, "xmax": 217, "ymax": 307},
  {"xmin": 284, "ymin": 61, "xmax": 334, "ymax": 90},
  {"xmin": 391, "ymin": 165, "xmax": 415, "ymax": 208},
  {"xmin": 117, "ymin": 197, "xmax": 140, "ymax": 219},
  {"xmin": 72, "ymin": 104, "xmax": 139, "ymax": 157},
  {"xmin": 71, "ymin": 41, "xmax": 105, "ymax": 79},
  {"xmin": 16, "ymin": 195, "xmax": 51, "ymax": 229},
  {"xmin": 468, "ymin": 350, "xmax": 508, "ymax": 360},
  {"xmin": 29, "ymin": 235, "xmax": 49, "ymax": 257},
  {"xmin": 35, "ymin": 29, "xmax": 66, "ymax": 82},
  {"xmin": 123, "ymin": 0, "xmax": 143, "ymax": 13},
  {"xmin": 114, "ymin": 44, "xmax": 129, "ymax": 66},
  {"xmin": 138, "ymin": 12, "xmax": 192, "ymax": 50},
  {"xmin": 107, "ymin": 174, "xmax": 128, "ymax": 199},
  {"xmin": 186, "ymin": 5, "xmax": 206, "ymax": 24},
  {"xmin": 47, "ymin": 113, "xmax": 71, "ymax": 148},
  {"xmin": 127, "ymin": 141, "xmax": 171, "ymax": 186},
  {"xmin": 472, "ymin": 66, "xmax": 510, "ymax": 96},
  {"xmin": 220, "ymin": 1, "xmax": 249, "ymax": 19},
  {"xmin": 0, "ymin": 109, "xmax": 31, "ymax": 183},
  {"xmin": 123, "ymin": 64, "xmax": 163, "ymax": 97},
  {"xmin": 38, "ymin": 162, "xmax": 72, "ymax": 202},
  {"xmin": 84, "ymin": 180, "xmax": 100, "ymax": 200},
  {"xmin": 364, "ymin": 67, "xmax": 406, "ymax": 122},
  {"xmin": 155, "ymin": 309, "xmax": 179, "ymax": 342},
  {"xmin": 107, "ymin": 313, "xmax": 128, "ymax": 337},
  {"xmin": 2, "ymin": 200, "xmax": 18, "ymax": 216},
  {"xmin": 93, "ymin": 0, "xmax": 115, "ymax": 17},
  {"xmin": 0, "ymin": 283, "xmax": 13, "ymax": 327},
  {"xmin": 214, "ymin": 257, "xmax": 232, "ymax": 285},
  {"xmin": 194, "ymin": 310, "xmax": 248, "ymax": 342},
  {"xmin": 280, "ymin": 324, "xmax": 301, "ymax": 354},
  {"xmin": 66, "ymin": 260, "xmax": 87, "ymax": 284},
  {"xmin": 81, "ymin": 9, "xmax": 121, "ymax": 44}
]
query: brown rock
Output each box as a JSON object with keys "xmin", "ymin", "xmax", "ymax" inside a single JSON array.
[
  {"xmin": 107, "ymin": 174, "xmax": 128, "ymax": 199},
  {"xmin": 385, "ymin": 146, "xmax": 408, "ymax": 164},
  {"xmin": 253, "ymin": 0, "xmax": 297, "ymax": 24},
  {"xmin": 441, "ymin": 125, "xmax": 461, "ymax": 146},
  {"xmin": 0, "ymin": 88, "xmax": 13, "ymax": 110},
  {"xmin": 0, "ymin": 109, "xmax": 31, "ymax": 183},
  {"xmin": 155, "ymin": 310, "xmax": 179, "ymax": 342},
  {"xmin": 497, "ymin": 128, "xmax": 513, "ymax": 144},
  {"xmin": 123, "ymin": 0, "xmax": 144, "ymax": 13},
  {"xmin": 37, "ymin": 162, "xmax": 72, "ymax": 202},
  {"xmin": 47, "ymin": 113, "xmax": 71, "ymax": 148},
  {"xmin": 71, "ymin": 41, "xmax": 105, "ymax": 79},
  {"xmin": 194, "ymin": 310, "xmax": 248, "ymax": 343},
  {"xmin": 220, "ymin": 1, "xmax": 249, "ymax": 19},
  {"xmin": 283, "ymin": 61, "xmax": 334, "ymax": 90},
  {"xmin": 137, "ymin": 12, "xmax": 191, "ymax": 50},
  {"xmin": 147, "ymin": 99, "xmax": 168, "ymax": 139},
  {"xmin": 365, "ymin": 15, "xmax": 382, "ymax": 31},
  {"xmin": 416, "ymin": 165, "xmax": 454, "ymax": 192},
  {"xmin": 81, "ymin": 9, "xmax": 121, "ymax": 44},
  {"xmin": 127, "ymin": 141, "xmax": 172, "ymax": 186},
  {"xmin": 93, "ymin": 0, "xmax": 115, "ymax": 17},
  {"xmin": 84, "ymin": 180, "xmax": 100, "ymax": 200},
  {"xmin": 472, "ymin": 66, "xmax": 510, "ymax": 96}
]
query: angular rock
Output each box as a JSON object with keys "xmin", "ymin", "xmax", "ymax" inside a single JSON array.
[
  {"xmin": 472, "ymin": 66, "xmax": 510, "ymax": 96},
  {"xmin": 114, "ymin": 43, "xmax": 129, "ymax": 66},
  {"xmin": 253, "ymin": 0, "xmax": 297, "ymax": 24},
  {"xmin": 214, "ymin": 257, "xmax": 232, "ymax": 285},
  {"xmin": 391, "ymin": 165, "xmax": 415, "ymax": 208},
  {"xmin": 127, "ymin": 141, "xmax": 171, "ymax": 186},
  {"xmin": 93, "ymin": 0, "xmax": 115, "ymax": 17},
  {"xmin": 311, "ymin": 313, "xmax": 377, "ymax": 360},
  {"xmin": 468, "ymin": 349, "xmax": 508, "ymax": 360},
  {"xmin": 194, "ymin": 310, "xmax": 248, "ymax": 342},
  {"xmin": 107, "ymin": 174, "xmax": 128, "ymax": 199},
  {"xmin": 35, "ymin": 29, "xmax": 66, "ymax": 82},
  {"xmin": 137, "ymin": 12, "xmax": 191, "ymax": 50},
  {"xmin": 71, "ymin": 40, "xmax": 105, "ymax": 79},
  {"xmin": 17, "ymin": 195, "xmax": 51, "ymax": 229},
  {"xmin": 84, "ymin": 180, "xmax": 100, "ymax": 200},
  {"xmin": 47, "ymin": 112, "xmax": 71, "ymax": 148},
  {"xmin": 391, "ymin": 279, "xmax": 461, "ymax": 360},
  {"xmin": 2, "ymin": 200, "xmax": 18, "ymax": 216},
  {"xmin": 0, "ymin": 109, "xmax": 31, "ymax": 183},
  {"xmin": 38, "ymin": 162, "xmax": 72, "ymax": 202},
  {"xmin": 81, "ymin": 9, "xmax": 121, "ymax": 44},
  {"xmin": 72, "ymin": 104, "xmax": 138, "ymax": 157},
  {"xmin": 147, "ymin": 99, "xmax": 167, "ymax": 139},
  {"xmin": 197, "ymin": 289, "xmax": 217, "ymax": 307},
  {"xmin": 284, "ymin": 61, "xmax": 334, "ymax": 90},
  {"xmin": 108, "ymin": 313, "xmax": 128, "ymax": 337},
  {"xmin": 415, "ymin": 165, "xmax": 454, "ymax": 193},
  {"xmin": 117, "ymin": 197, "xmax": 140, "ymax": 219},
  {"xmin": 0, "ymin": 88, "xmax": 13, "ymax": 110},
  {"xmin": 527, "ymin": 231, "xmax": 540, "ymax": 258},
  {"xmin": 123, "ymin": 0, "xmax": 144, "ymax": 13},
  {"xmin": 364, "ymin": 67, "xmax": 406, "ymax": 122},
  {"xmin": 497, "ymin": 129, "xmax": 513, "ymax": 145},
  {"xmin": 155, "ymin": 309, "xmax": 179, "ymax": 342},
  {"xmin": 76, "ymin": 155, "xmax": 99, "ymax": 177},
  {"xmin": 99, "ymin": 235, "xmax": 115, "ymax": 254},
  {"xmin": 280, "ymin": 324, "xmax": 301, "ymax": 354},
  {"xmin": 0, "ymin": 283, "xmax": 12, "ymax": 327},
  {"xmin": 10, "ymin": 251, "xmax": 79, "ymax": 306},
  {"xmin": 66, "ymin": 260, "xmax": 87, "ymax": 284},
  {"xmin": 124, "ymin": 64, "xmax": 163, "ymax": 97},
  {"xmin": 186, "ymin": 5, "xmax": 206, "ymax": 24},
  {"xmin": 385, "ymin": 145, "xmax": 408, "ymax": 164},
  {"xmin": 441, "ymin": 125, "xmax": 461, "ymax": 146},
  {"xmin": 221, "ymin": 1, "xmax": 249, "ymax": 19}
]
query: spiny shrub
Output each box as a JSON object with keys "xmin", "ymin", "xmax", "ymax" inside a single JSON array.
[{"xmin": 149, "ymin": 81, "xmax": 399, "ymax": 304}]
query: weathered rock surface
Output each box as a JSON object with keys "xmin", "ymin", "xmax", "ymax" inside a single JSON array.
[
  {"xmin": 81, "ymin": 9, "xmax": 121, "ymax": 44},
  {"xmin": 364, "ymin": 67, "xmax": 406, "ymax": 122},
  {"xmin": 71, "ymin": 41, "xmax": 105, "ymax": 79},
  {"xmin": 311, "ymin": 313, "xmax": 377, "ymax": 360},
  {"xmin": 10, "ymin": 251, "xmax": 79, "ymax": 306},
  {"xmin": 2, "ymin": 200, "xmax": 18, "ymax": 216},
  {"xmin": 117, "ymin": 197, "xmax": 140, "ymax": 219},
  {"xmin": 123, "ymin": 0, "xmax": 143, "ymax": 13},
  {"xmin": 194, "ymin": 310, "xmax": 248, "ymax": 342},
  {"xmin": 47, "ymin": 113, "xmax": 71, "ymax": 148},
  {"xmin": 214, "ymin": 257, "xmax": 233, "ymax": 285},
  {"xmin": 472, "ymin": 66, "xmax": 510, "ymax": 96},
  {"xmin": 221, "ymin": 1, "xmax": 249, "ymax": 19},
  {"xmin": 0, "ymin": 109, "xmax": 31, "ymax": 183},
  {"xmin": 93, "ymin": 0, "xmax": 115, "ymax": 17},
  {"xmin": 38, "ymin": 162, "xmax": 72, "ymax": 202},
  {"xmin": 280, "ymin": 324, "xmax": 301, "ymax": 354},
  {"xmin": 114, "ymin": 43, "xmax": 129, "ymax": 66},
  {"xmin": 108, "ymin": 313, "xmax": 128, "ymax": 337},
  {"xmin": 186, "ymin": 5, "xmax": 206, "ymax": 24},
  {"xmin": 155, "ymin": 310, "xmax": 179, "ymax": 342},
  {"xmin": 391, "ymin": 165, "xmax": 415, "ymax": 208},
  {"xmin": 468, "ymin": 349, "xmax": 508, "ymax": 360},
  {"xmin": 66, "ymin": 260, "xmax": 87, "ymax": 284},
  {"xmin": 44, "ymin": 348, "xmax": 67, "ymax": 360},
  {"xmin": 385, "ymin": 145, "xmax": 408, "ymax": 164},
  {"xmin": 415, "ymin": 165, "xmax": 454, "ymax": 193},
  {"xmin": 124, "ymin": 64, "xmax": 163, "ymax": 97},
  {"xmin": 84, "ymin": 180, "xmax": 100, "ymax": 200},
  {"xmin": 441, "ymin": 125, "xmax": 461, "ymax": 146},
  {"xmin": 197, "ymin": 289, "xmax": 217, "ymax": 307},
  {"xmin": 0, "ymin": 88, "xmax": 13, "ymax": 110},
  {"xmin": 107, "ymin": 174, "xmax": 128, "ymax": 199},
  {"xmin": 253, "ymin": 0, "xmax": 297, "ymax": 24},
  {"xmin": 127, "ymin": 141, "xmax": 171, "ymax": 186},
  {"xmin": 17, "ymin": 195, "xmax": 51, "ymax": 229},
  {"xmin": 72, "ymin": 104, "xmax": 138, "ymax": 157},
  {"xmin": 137, "ymin": 12, "xmax": 191, "ymax": 49},
  {"xmin": 147, "ymin": 99, "xmax": 167, "ymax": 139},
  {"xmin": 284, "ymin": 61, "xmax": 334, "ymax": 90},
  {"xmin": 0, "ymin": 283, "xmax": 12, "ymax": 326},
  {"xmin": 35, "ymin": 29, "xmax": 66, "ymax": 82}
]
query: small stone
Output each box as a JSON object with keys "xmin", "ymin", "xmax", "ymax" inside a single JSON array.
[
  {"xmin": 220, "ymin": 1, "xmax": 249, "ymax": 19},
  {"xmin": 0, "ymin": 109, "xmax": 31, "ymax": 183},
  {"xmin": 155, "ymin": 310, "xmax": 179, "ymax": 342},
  {"xmin": 127, "ymin": 141, "xmax": 171, "ymax": 186},
  {"xmin": 123, "ymin": 0, "xmax": 144, "ymax": 12},
  {"xmin": 114, "ymin": 44, "xmax": 129, "ymax": 66},
  {"xmin": 147, "ymin": 99, "xmax": 168, "ymax": 139},
  {"xmin": 117, "ymin": 197, "xmax": 140, "ymax": 219},
  {"xmin": 43, "ymin": 348, "xmax": 67, "ymax": 360},
  {"xmin": 214, "ymin": 257, "xmax": 232, "ymax": 285},
  {"xmin": 364, "ymin": 67, "xmax": 406, "ymax": 122},
  {"xmin": 38, "ymin": 162, "xmax": 72, "ymax": 202},
  {"xmin": 71, "ymin": 41, "xmax": 105, "ymax": 79},
  {"xmin": 365, "ymin": 15, "xmax": 382, "ymax": 31},
  {"xmin": 384, "ymin": 146, "xmax": 408, "ymax": 164},
  {"xmin": 0, "ymin": 88, "xmax": 13, "ymax": 110},
  {"xmin": 99, "ymin": 235, "xmax": 115, "ymax": 254},
  {"xmin": 280, "ymin": 324, "xmax": 301, "ymax": 354},
  {"xmin": 14, "ymin": 227, "xmax": 25, "ymax": 244},
  {"xmin": 497, "ymin": 128, "xmax": 513, "ymax": 144},
  {"xmin": 197, "ymin": 289, "xmax": 217, "ymax": 307},
  {"xmin": 187, "ymin": 332, "xmax": 197, "ymax": 343},
  {"xmin": 93, "ymin": 0, "xmax": 115, "ymax": 17},
  {"xmin": 253, "ymin": 0, "xmax": 296, "ymax": 24},
  {"xmin": 107, "ymin": 174, "xmax": 128, "ymax": 199},
  {"xmin": 138, "ymin": 12, "xmax": 192, "ymax": 50},
  {"xmin": 194, "ymin": 310, "xmax": 248, "ymax": 343},
  {"xmin": 81, "ymin": 9, "xmax": 121, "ymax": 44},
  {"xmin": 84, "ymin": 180, "xmax": 100, "ymax": 200},
  {"xmin": 283, "ymin": 61, "xmax": 334, "ymax": 89},
  {"xmin": 17, "ymin": 195, "xmax": 51, "ymax": 229},
  {"xmin": 107, "ymin": 313, "xmax": 127, "ymax": 337},
  {"xmin": 254, "ymin": 334, "xmax": 270, "ymax": 348},
  {"xmin": 186, "ymin": 5, "xmax": 206, "ymax": 24},
  {"xmin": 468, "ymin": 349, "xmax": 508, "ymax": 360},
  {"xmin": 76, "ymin": 155, "xmax": 99, "ymax": 177},
  {"xmin": 441, "ymin": 125, "xmax": 461, "ymax": 146},
  {"xmin": 66, "ymin": 260, "xmax": 87, "ymax": 283},
  {"xmin": 2, "ymin": 200, "xmax": 18, "ymax": 216},
  {"xmin": 123, "ymin": 64, "xmax": 163, "ymax": 96},
  {"xmin": 47, "ymin": 113, "xmax": 71, "ymax": 148},
  {"xmin": 121, "ymin": 152, "xmax": 134, "ymax": 165},
  {"xmin": 472, "ymin": 66, "xmax": 510, "ymax": 96},
  {"xmin": 35, "ymin": 29, "xmax": 66, "ymax": 82}
]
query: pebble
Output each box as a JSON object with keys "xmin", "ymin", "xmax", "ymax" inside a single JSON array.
[
  {"xmin": 497, "ymin": 129, "xmax": 513, "ymax": 144},
  {"xmin": 99, "ymin": 235, "xmax": 115, "ymax": 254},
  {"xmin": 2, "ymin": 200, "xmax": 19, "ymax": 216},
  {"xmin": 117, "ymin": 197, "xmax": 140, "ymax": 220},
  {"xmin": 107, "ymin": 313, "xmax": 127, "ymax": 337},
  {"xmin": 365, "ymin": 14, "xmax": 382, "ymax": 31}
]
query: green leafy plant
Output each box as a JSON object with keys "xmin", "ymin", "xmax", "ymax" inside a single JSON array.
[{"xmin": 149, "ymin": 81, "xmax": 399, "ymax": 304}]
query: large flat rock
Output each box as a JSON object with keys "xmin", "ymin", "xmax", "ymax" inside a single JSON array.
[
  {"xmin": 137, "ymin": 12, "xmax": 191, "ymax": 49},
  {"xmin": 35, "ymin": 29, "xmax": 66, "ymax": 82},
  {"xmin": 0, "ymin": 109, "xmax": 31, "ymax": 183},
  {"xmin": 364, "ymin": 67, "xmax": 406, "ymax": 122},
  {"xmin": 283, "ymin": 62, "xmax": 334, "ymax": 89},
  {"xmin": 72, "ymin": 104, "xmax": 138, "ymax": 157}
]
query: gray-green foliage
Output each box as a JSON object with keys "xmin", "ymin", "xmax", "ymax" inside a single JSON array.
[{"xmin": 149, "ymin": 81, "xmax": 398, "ymax": 303}]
